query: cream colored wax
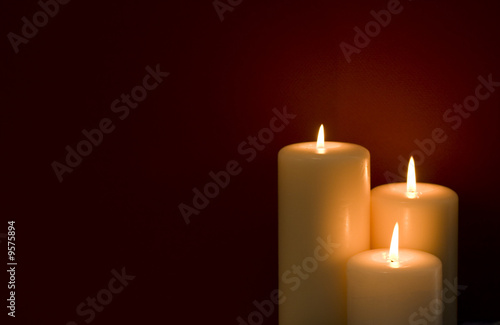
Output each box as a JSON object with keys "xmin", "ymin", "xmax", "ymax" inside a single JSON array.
[
  {"xmin": 347, "ymin": 248, "xmax": 442, "ymax": 325},
  {"xmin": 278, "ymin": 131, "xmax": 370, "ymax": 325},
  {"xmin": 371, "ymin": 181, "xmax": 458, "ymax": 325}
]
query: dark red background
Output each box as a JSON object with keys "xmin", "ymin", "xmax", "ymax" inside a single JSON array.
[{"xmin": 2, "ymin": 0, "xmax": 499, "ymax": 323}]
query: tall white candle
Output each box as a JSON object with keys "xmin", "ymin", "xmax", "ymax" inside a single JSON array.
[
  {"xmin": 371, "ymin": 157, "xmax": 458, "ymax": 325},
  {"xmin": 347, "ymin": 223, "xmax": 443, "ymax": 325},
  {"xmin": 278, "ymin": 125, "xmax": 370, "ymax": 325}
]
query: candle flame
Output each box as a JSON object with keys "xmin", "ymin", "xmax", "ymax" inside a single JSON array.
[
  {"xmin": 317, "ymin": 124, "xmax": 325, "ymax": 149},
  {"xmin": 406, "ymin": 156, "xmax": 417, "ymax": 198},
  {"xmin": 389, "ymin": 222, "xmax": 399, "ymax": 263}
]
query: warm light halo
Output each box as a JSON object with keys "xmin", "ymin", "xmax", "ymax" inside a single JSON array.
[
  {"xmin": 317, "ymin": 124, "xmax": 325, "ymax": 149},
  {"xmin": 389, "ymin": 222, "xmax": 399, "ymax": 263},
  {"xmin": 406, "ymin": 156, "xmax": 417, "ymax": 198}
]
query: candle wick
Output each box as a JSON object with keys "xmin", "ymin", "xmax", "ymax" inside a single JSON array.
[{"xmin": 406, "ymin": 190, "xmax": 418, "ymax": 199}]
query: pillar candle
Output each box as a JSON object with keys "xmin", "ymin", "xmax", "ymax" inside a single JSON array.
[
  {"xmin": 347, "ymin": 248, "xmax": 442, "ymax": 325},
  {"xmin": 371, "ymin": 157, "xmax": 458, "ymax": 325},
  {"xmin": 278, "ymin": 125, "xmax": 370, "ymax": 325},
  {"xmin": 348, "ymin": 223, "xmax": 443, "ymax": 325}
]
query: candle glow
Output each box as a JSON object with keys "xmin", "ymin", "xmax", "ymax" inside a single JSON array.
[
  {"xmin": 406, "ymin": 156, "xmax": 417, "ymax": 198},
  {"xmin": 317, "ymin": 124, "xmax": 325, "ymax": 153},
  {"xmin": 317, "ymin": 124, "xmax": 325, "ymax": 148},
  {"xmin": 389, "ymin": 222, "xmax": 399, "ymax": 266}
]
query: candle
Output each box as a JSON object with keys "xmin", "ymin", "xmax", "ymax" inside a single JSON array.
[
  {"xmin": 278, "ymin": 125, "xmax": 370, "ymax": 325},
  {"xmin": 347, "ymin": 223, "xmax": 443, "ymax": 325},
  {"xmin": 371, "ymin": 157, "xmax": 458, "ymax": 325}
]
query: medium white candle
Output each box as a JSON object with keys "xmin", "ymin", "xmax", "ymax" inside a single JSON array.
[
  {"xmin": 371, "ymin": 157, "xmax": 458, "ymax": 325},
  {"xmin": 278, "ymin": 125, "xmax": 370, "ymax": 325},
  {"xmin": 347, "ymin": 223, "xmax": 443, "ymax": 325}
]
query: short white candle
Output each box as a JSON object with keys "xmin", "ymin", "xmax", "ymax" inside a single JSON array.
[{"xmin": 347, "ymin": 223, "xmax": 443, "ymax": 325}]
